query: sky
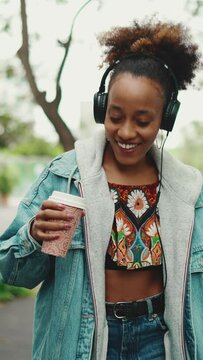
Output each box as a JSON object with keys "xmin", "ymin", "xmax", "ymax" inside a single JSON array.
[{"xmin": 1, "ymin": 0, "xmax": 203, "ymax": 149}]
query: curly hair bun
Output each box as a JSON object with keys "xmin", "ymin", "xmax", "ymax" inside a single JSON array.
[{"xmin": 98, "ymin": 17, "xmax": 202, "ymax": 89}]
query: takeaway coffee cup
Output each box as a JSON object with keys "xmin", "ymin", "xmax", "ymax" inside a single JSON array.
[{"xmin": 41, "ymin": 191, "xmax": 85, "ymax": 257}]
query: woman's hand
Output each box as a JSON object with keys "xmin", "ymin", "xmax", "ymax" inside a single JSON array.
[{"xmin": 30, "ymin": 200, "xmax": 73, "ymax": 244}]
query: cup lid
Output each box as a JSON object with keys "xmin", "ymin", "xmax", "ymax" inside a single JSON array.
[{"xmin": 49, "ymin": 191, "xmax": 86, "ymax": 210}]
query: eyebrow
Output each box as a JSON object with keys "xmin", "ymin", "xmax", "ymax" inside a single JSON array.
[
  {"xmin": 108, "ymin": 105, "xmax": 122, "ymax": 111},
  {"xmin": 109, "ymin": 105, "xmax": 153, "ymax": 115},
  {"xmin": 135, "ymin": 109, "xmax": 153, "ymax": 115}
]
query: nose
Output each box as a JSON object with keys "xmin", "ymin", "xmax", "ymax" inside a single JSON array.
[{"xmin": 117, "ymin": 120, "xmax": 137, "ymax": 140}]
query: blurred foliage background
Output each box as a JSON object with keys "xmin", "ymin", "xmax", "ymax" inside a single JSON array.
[{"xmin": 171, "ymin": 121, "xmax": 203, "ymax": 174}]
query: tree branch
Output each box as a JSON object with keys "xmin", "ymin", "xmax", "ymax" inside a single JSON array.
[
  {"xmin": 193, "ymin": 0, "xmax": 203, "ymax": 15},
  {"xmin": 186, "ymin": 0, "xmax": 203, "ymax": 15},
  {"xmin": 55, "ymin": 0, "xmax": 92, "ymax": 103},
  {"xmin": 17, "ymin": 0, "xmax": 47, "ymax": 106}
]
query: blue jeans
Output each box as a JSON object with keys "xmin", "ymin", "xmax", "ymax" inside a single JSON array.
[{"xmin": 106, "ymin": 296, "xmax": 167, "ymax": 360}]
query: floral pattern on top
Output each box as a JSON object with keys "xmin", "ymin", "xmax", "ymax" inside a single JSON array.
[
  {"xmin": 127, "ymin": 189, "xmax": 149, "ymax": 217},
  {"xmin": 106, "ymin": 182, "xmax": 162, "ymax": 270}
]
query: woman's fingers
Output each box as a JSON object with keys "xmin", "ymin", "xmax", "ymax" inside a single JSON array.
[
  {"xmin": 32, "ymin": 228, "xmax": 60, "ymax": 242},
  {"xmin": 35, "ymin": 219, "xmax": 71, "ymax": 232},
  {"xmin": 37, "ymin": 201, "xmax": 74, "ymax": 222},
  {"xmin": 30, "ymin": 200, "xmax": 74, "ymax": 242},
  {"xmin": 31, "ymin": 219, "xmax": 68, "ymax": 243},
  {"xmin": 40, "ymin": 200, "xmax": 65, "ymax": 211}
]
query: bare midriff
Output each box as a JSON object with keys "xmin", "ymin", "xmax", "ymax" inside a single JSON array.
[{"xmin": 105, "ymin": 266, "xmax": 163, "ymax": 302}]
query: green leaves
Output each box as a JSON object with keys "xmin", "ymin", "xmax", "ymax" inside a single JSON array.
[
  {"xmin": 0, "ymin": 110, "xmax": 62, "ymax": 156},
  {"xmin": 0, "ymin": 166, "xmax": 15, "ymax": 196},
  {"xmin": 0, "ymin": 283, "xmax": 33, "ymax": 302}
]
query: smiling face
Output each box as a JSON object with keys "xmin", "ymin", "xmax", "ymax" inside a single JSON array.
[{"xmin": 104, "ymin": 73, "xmax": 165, "ymax": 172}]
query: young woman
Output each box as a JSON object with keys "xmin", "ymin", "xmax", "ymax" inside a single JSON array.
[{"xmin": 0, "ymin": 18, "xmax": 203, "ymax": 360}]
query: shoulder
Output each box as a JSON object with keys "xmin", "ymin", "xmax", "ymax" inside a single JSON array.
[
  {"xmin": 48, "ymin": 149, "xmax": 79, "ymax": 179},
  {"xmin": 151, "ymin": 145, "xmax": 203, "ymax": 205},
  {"xmin": 164, "ymin": 149, "xmax": 202, "ymax": 182},
  {"xmin": 164, "ymin": 151, "xmax": 202, "ymax": 206},
  {"xmin": 190, "ymin": 186, "xmax": 203, "ymax": 260},
  {"xmin": 195, "ymin": 185, "xmax": 203, "ymax": 209},
  {"xmin": 21, "ymin": 149, "xmax": 79, "ymax": 207}
]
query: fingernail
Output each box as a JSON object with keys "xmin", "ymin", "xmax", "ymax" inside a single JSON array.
[
  {"xmin": 58, "ymin": 204, "xmax": 66, "ymax": 210},
  {"xmin": 68, "ymin": 215, "xmax": 74, "ymax": 219},
  {"xmin": 66, "ymin": 213, "xmax": 74, "ymax": 220}
]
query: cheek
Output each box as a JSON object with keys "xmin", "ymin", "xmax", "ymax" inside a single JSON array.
[
  {"xmin": 104, "ymin": 120, "xmax": 116, "ymax": 135},
  {"xmin": 104, "ymin": 123, "xmax": 112, "ymax": 141},
  {"xmin": 140, "ymin": 128, "xmax": 160, "ymax": 143}
]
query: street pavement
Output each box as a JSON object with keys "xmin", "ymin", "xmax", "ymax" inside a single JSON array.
[
  {"xmin": 0, "ymin": 199, "xmax": 36, "ymax": 359},
  {"xmin": 0, "ymin": 297, "xmax": 35, "ymax": 360}
]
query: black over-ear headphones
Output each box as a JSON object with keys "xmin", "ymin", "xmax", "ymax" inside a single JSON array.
[{"xmin": 93, "ymin": 55, "xmax": 180, "ymax": 132}]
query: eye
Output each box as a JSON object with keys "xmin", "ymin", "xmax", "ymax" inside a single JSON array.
[
  {"xmin": 136, "ymin": 120, "xmax": 150, "ymax": 128},
  {"xmin": 109, "ymin": 116, "xmax": 122, "ymax": 123}
]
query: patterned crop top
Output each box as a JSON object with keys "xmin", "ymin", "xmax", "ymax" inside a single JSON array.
[{"xmin": 105, "ymin": 182, "xmax": 162, "ymax": 270}]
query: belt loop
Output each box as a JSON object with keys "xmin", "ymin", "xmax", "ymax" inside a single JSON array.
[{"xmin": 145, "ymin": 297, "xmax": 153, "ymax": 321}]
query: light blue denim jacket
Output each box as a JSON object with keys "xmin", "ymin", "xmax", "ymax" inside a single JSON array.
[
  {"xmin": 0, "ymin": 130, "xmax": 203, "ymax": 360},
  {"xmin": 0, "ymin": 150, "xmax": 95, "ymax": 360},
  {"xmin": 185, "ymin": 188, "xmax": 203, "ymax": 359}
]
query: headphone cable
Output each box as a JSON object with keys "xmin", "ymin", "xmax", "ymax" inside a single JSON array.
[{"xmin": 154, "ymin": 131, "xmax": 169, "ymax": 292}]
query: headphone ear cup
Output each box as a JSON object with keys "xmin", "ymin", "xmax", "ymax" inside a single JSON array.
[
  {"xmin": 93, "ymin": 92, "xmax": 108, "ymax": 124},
  {"xmin": 161, "ymin": 99, "xmax": 180, "ymax": 132}
]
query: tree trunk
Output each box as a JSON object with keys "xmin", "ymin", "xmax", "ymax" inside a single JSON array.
[{"xmin": 42, "ymin": 101, "xmax": 76, "ymax": 151}]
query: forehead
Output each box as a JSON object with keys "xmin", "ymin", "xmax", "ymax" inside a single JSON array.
[{"xmin": 108, "ymin": 73, "xmax": 165, "ymax": 107}]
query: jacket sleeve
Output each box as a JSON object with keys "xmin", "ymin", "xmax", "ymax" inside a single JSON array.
[
  {"xmin": 0, "ymin": 165, "xmax": 56, "ymax": 289},
  {"xmin": 190, "ymin": 187, "xmax": 203, "ymax": 357}
]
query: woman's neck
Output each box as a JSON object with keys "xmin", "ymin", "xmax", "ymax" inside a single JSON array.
[{"xmin": 102, "ymin": 145, "xmax": 158, "ymax": 186}]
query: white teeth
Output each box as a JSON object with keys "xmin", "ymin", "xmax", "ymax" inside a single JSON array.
[{"xmin": 118, "ymin": 142, "xmax": 137, "ymax": 149}]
